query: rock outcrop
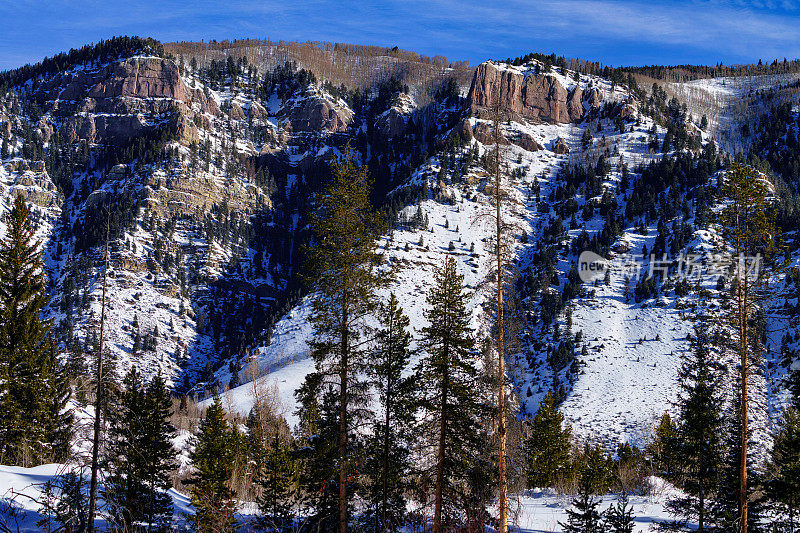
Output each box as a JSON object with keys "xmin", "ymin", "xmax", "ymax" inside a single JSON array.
[
  {"xmin": 377, "ymin": 107, "xmax": 409, "ymax": 138},
  {"xmin": 376, "ymin": 93, "xmax": 415, "ymax": 138},
  {"xmin": 567, "ymin": 86, "xmax": 584, "ymax": 122},
  {"xmin": 468, "ymin": 62, "xmax": 577, "ymax": 124},
  {"xmin": 472, "ymin": 121, "xmax": 507, "ymax": 145},
  {"xmin": 511, "ymin": 131, "xmax": 543, "ymax": 152},
  {"xmin": 585, "ymin": 87, "xmax": 603, "ymax": 111},
  {"xmin": 35, "ymin": 56, "xmax": 219, "ymax": 146},
  {"xmin": 552, "ymin": 137, "xmax": 570, "ymax": 155},
  {"xmin": 62, "ymin": 113, "xmax": 148, "ymax": 144},
  {"xmin": 1, "ymin": 160, "xmax": 61, "ymax": 209},
  {"xmin": 281, "ymin": 94, "xmax": 352, "ymax": 133}
]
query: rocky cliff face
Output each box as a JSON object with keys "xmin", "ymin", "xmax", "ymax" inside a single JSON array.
[
  {"xmin": 0, "ymin": 46, "xmax": 460, "ymax": 392},
  {"xmin": 35, "ymin": 57, "xmax": 218, "ymax": 146},
  {"xmin": 467, "ymin": 61, "xmax": 599, "ymax": 124},
  {"xmin": 280, "ymin": 88, "xmax": 353, "ymax": 133}
]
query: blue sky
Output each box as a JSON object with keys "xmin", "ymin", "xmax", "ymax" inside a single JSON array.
[{"xmin": 2, "ymin": 0, "xmax": 800, "ymax": 70}]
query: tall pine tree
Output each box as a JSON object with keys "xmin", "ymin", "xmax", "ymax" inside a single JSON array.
[
  {"xmin": 716, "ymin": 163, "xmax": 780, "ymax": 533},
  {"xmin": 255, "ymin": 430, "xmax": 296, "ymax": 532},
  {"xmin": 662, "ymin": 327, "xmax": 725, "ymax": 532},
  {"xmin": 305, "ymin": 151, "xmax": 387, "ymax": 533},
  {"xmin": 363, "ymin": 293, "xmax": 416, "ymax": 532},
  {"xmin": 0, "ymin": 194, "xmax": 70, "ymax": 466},
  {"xmin": 417, "ymin": 256, "xmax": 489, "ymax": 533},
  {"xmin": 104, "ymin": 368, "xmax": 177, "ymax": 532},
  {"xmin": 294, "ymin": 374, "xmax": 344, "ymax": 531},
  {"xmin": 188, "ymin": 397, "xmax": 238, "ymax": 533},
  {"xmin": 523, "ymin": 393, "xmax": 572, "ymax": 489},
  {"xmin": 767, "ymin": 403, "xmax": 800, "ymax": 530}
]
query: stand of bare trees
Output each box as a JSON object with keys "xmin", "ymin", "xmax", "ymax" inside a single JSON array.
[{"xmin": 165, "ymin": 39, "xmax": 474, "ymax": 105}]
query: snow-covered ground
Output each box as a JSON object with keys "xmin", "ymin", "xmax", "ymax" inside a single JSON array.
[
  {"xmin": 0, "ymin": 462, "xmax": 681, "ymax": 532},
  {"xmin": 0, "ymin": 463, "xmax": 194, "ymax": 532}
]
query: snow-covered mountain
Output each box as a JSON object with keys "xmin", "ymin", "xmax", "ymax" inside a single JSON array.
[{"xmin": 1, "ymin": 38, "xmax": 799, "ymax": 460}]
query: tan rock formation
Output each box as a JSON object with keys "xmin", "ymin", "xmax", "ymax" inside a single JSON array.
[{"xmin": 468, "ymin": 62, "xmax": 577, "ymax": 124}]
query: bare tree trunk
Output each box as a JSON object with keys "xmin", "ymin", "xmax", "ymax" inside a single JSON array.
[
  {"xmin": 339, "ymin": 307, "xmax": 349, "ymax": 533},
  {"xmin": 382, "ymin": 372, "xmax": 391, "ymax": 533},
  {"xmin": 493, "ymin": 111, "xmax": 507, "ymax": 533},
  {"xmin": 88, "ymin": 218, "xmax": 110, "ymax": 533},
  {"xmin": 434, "ymin": 366, "xmax": 448, "ymax": 533},
  {"xmin": 739, "ymin": 276, "xmax": 749, "ymax": 533}
]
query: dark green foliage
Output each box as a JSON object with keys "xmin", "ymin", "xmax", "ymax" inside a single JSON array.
[
  {"xmin": 575, "ymin": 444, "xmax": 616, "ymax": 495},
  {"xmin": 559, "ymin": 473, "xmax": 603, "ymax": 533},
  {"xmin": 0, "ymin": 195, "xmax": 71, "ymax": 466},
  {"xmin": 767, "ymin": 405, "xmax": 800, "ymax": 531},
  {"xmin": 603, "ymin": 491, "xmax": 636, "ymax": 533},
  {"xmin": 37, "ymin": 473, "xmax": 88, "ymax": 533},
  {"xmin": 417, "ymin": 256, "xmax": 492, "ymax": 530},
  {"xmin": 187, "ymin": 397, "xmax": 238, "ymax": 533},
  {"xmin": 0, "ymin": 36, "xmax": 164, "ymax": 90},
  {"xmin": 294, "ymin": 374, "xmax": 343, "ymax": 531},
  {"xmin": 304, "ymin": 152, "xmax": 387, "ymax": 531},
  {"xmin": 649, "ymin": 412, "xmax": 679, "ymax": 479},
  {"xmin": 715, "ymin": 388, "xmax": 767, "ymax": 533},
  {"xmin": 255, "ymin": 431, "xmax": 296, "ymax": 532},
  {"xmin": 104, "ymin": 368, "xmax": 177, "ymax": 532},
  {"xmin": 363, "ymin": 293, "xmax": 417, "ymax": 532},
  {"xmin": 523, "ymin": 394, "xmax": 572, "ymax": 488},
  {"xmin": 662, "ymin": 327, "xmax": 725, "ymax": 532}
]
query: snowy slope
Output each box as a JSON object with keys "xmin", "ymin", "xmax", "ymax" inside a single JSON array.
[{"xmin": 215, "ymin": 74, "xmax": 693, "ymax": 448}]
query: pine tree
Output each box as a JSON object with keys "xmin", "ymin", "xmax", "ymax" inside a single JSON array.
[
  {"xmin": 649, "ymin": 412, "xmax": 679, "ymax": 480},
  {"xmin": 255, "ymin": 431, "xmax": 296, "ymax": 532},
  {"xmin": 662, "ymin": 327, "xmax": 725, "ymax": 532},
  {"xmin": 188, "ymin": 397, "xmax": 238, "ymax": 533},
  {"xmin": 559, "ymin": 472, "xmax": 602, "ymax": 533},
  {"xmin": 294, "ymin": 374, "xmax": 342, "ymax": 531},
  {"xmin": 37, "ymin": 473, "xmax": 88, "ymax": 533},
  {"xmin": 417, "ymin": 256, "xmax": 489, "ymax": 533},
  {"xmin": 716, "ymin": 163, "xmax": 781, "ymax": 533},
  {"xmin": 604, "ymin": 491, "xmax": 636, "ymax": 533},
  {"xmin": 104, "ymin": 368, "xmax": 177, "ymax": 532},
  {"xmin": 767, "ymin": 405, "xmax": 800, "ymax": 530},
  {"xmin": 523, "ymin": 393, "xmax": 572, "ymax": 488},
  {"xmin": 305, "ymin": 151, "xmax": 387, "ymax": 533},
  {"xmin": 0, "ymin": 195, "xmax": 70, "ymax": 466},
  {"xmin": 363, "ymin": 293, "xmax": 416, "ymax": 532},
  {"xmin": 716, "ymin": 386, "xmax": 766, "ymax": 533}
]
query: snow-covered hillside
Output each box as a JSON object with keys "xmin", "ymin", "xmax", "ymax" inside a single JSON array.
[{"xmin": 215, "ymin": 65, "xmax": 706, "ymax": 449}]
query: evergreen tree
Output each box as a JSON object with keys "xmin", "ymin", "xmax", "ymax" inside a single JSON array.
[
  {"xmin": 715, "ymin": 387, "xmax": 766, "ymax": 533},
  {"xmin": 0, "ymin": 195, "xmax": 70, "ymax": 466},
  {"xmin": 104, "ymin": 368, "xmax": 177, "ymax": 532},
  {"xmin": 255, "ymin": 431, "xmax": 296, "ymax": 532},
  {"xmin": 294, "ymin": 374, "xmax": 342, "ymax": 531},
  {"xmin": 363, "ymin": 293, "xmax": 416, "ymax": 532},
  {"xmin": 305, "ymin": 152, "xmax": 387, "ymax": 533},
  {"xmin": 523, "ymin": 393, "xmax": 572, "ymax": 488},
  {"xmin": 716, "ymin": 163, "xmax": 780, "ymax": 533},
  {"xmin": 37, "ymin": 473, "xmax": 88, "ymax": 533},
  {"xmin": 187, "ymin": 397, "xmax": 238, "ymax": 533},
  {"xmin": 417, "ymin": 256, "xmax": 489, "ymax": 533},
  {"xmin": 604, "ymin": 491, "xmax": 636, "ymax": 533},
  {"xmin": 767, "ymin": 405, "xmax": 800, "ymax": 531},
  {"xmin": 559, "ymin": 472, "xmax": 603, "ymax": 533},
  {"xmin": 649, "ymin": 412, "xmax": 679, "ymax": 480},
  {"xmin": 662, "ymin": 327, "xmax": 725, "ymax": 532}
]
